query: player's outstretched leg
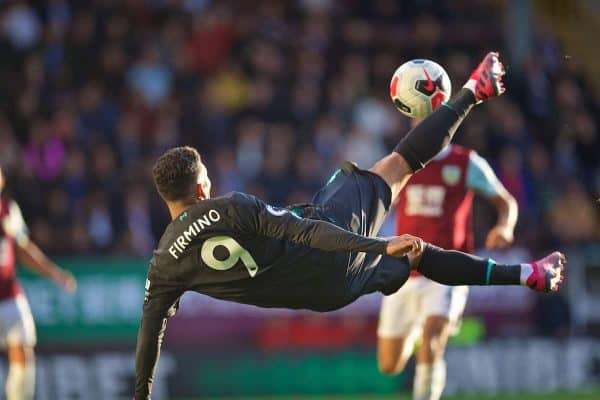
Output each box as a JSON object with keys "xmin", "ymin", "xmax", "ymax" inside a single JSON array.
[
  {"xmin": 371, "ymin": 52, "xmax": 505, "ymax": 200},
  {"xmin": 412, "ymin": 246, "xmax": 566, "ymax": 292}
]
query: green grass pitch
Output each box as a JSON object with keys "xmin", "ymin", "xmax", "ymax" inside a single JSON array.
[{"xmin": 181, "ymin": 389, "xmax": 600, "ymax": 400}]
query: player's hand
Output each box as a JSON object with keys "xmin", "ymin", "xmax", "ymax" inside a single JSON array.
[
  {"xmin": 385, "ymin": 234, "xmax": 424, "ymax": 258},
  {"xmin": 485, "ymin": 225, "xmax": 514, "ymax": 249},
  {"xmin": 53, "ymin": 269, "xmax": 77, "ymax": 293}
]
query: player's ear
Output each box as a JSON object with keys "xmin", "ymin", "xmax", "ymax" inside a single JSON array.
[{"xmin": 196, "ymin": 184, "xmax": 206, "ymax": 200}]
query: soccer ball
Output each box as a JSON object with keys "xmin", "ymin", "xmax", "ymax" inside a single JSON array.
[{"xmin": 389, "ymin": 59, "xmax": 451, "ymax": 118}]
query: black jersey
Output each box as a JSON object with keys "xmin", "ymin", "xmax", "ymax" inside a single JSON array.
[{"xmin": 135, "ymin": 191, "xmax": 390, "ymax": 399}]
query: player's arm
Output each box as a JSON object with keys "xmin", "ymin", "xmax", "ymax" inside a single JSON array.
[
  {"xmin": 135, "ymin": 279, "xmax": 182, "ymax": 400},
  {"xmin": 7, "ymin": 201, "xmax": 75, "ymax": 292},
  {"xmin": 466, "ymin": 152, "xmax": 518, "ymax": 249},
  {"xmin": 228, "ymin": 194, "xmax": 419, "ymax": 257}
]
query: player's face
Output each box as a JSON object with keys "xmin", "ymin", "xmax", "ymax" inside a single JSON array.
[{"xmin": 197, "ymin": 163, "xmax": 211, "ymax": 200}]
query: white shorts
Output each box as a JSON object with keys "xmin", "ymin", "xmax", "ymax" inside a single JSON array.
[
  {"xmin": 378, "ymin": 276, "xmax": 468, "ymax": 339},
  {"xmin": 0, "ymin": 294, "xmax": 36, "ymax": 348}
]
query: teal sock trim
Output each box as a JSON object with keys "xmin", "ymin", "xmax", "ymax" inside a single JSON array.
[
  {"xmin": 485, "ymin": 259, "xmax": 495, "ymax": 285},
  {"xmin": 326, "ymin": 169, "xmax": 341, "ymax": 185},
  {"xmin": 442, "ymin": 102, "xmax": 457, "ymax": 114}
]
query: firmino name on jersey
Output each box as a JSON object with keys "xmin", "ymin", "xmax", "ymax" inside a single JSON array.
[{"xmin": 169, "ymin": 210, "xmax": 221, "ymax": 259}]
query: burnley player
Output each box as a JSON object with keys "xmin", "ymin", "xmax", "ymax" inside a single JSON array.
[
  {"xmin": 0, "ymin": 166, "xmax": 76, "ymax": 400},
  {"xmin": 377, "ymin": 132, "xmax": 518, "ymax": 400},
  {"xmin": 135, "ymin": 53, "xmax": 565, "ymax": 399}
]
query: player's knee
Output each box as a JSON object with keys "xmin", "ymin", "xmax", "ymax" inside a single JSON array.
[
  {"xmin": 369, "ymin": 153, "xmax": 412, "ymax": 196},
  {"xmin": 378, "ymin": 355, "xmax": 402, "ymax": 375},
  {"xmin": 378, "ymin": 350, "xmax": 409, "ymax": 375},
  {"xmin": 8, "ymin": 345, "xmax": 34, "ymax": 365},
  {"xmin": 422, "ymin": 318, "xmax": 450, "ymax": 360},
  {"xmin": 377, "ymin": 338, "xmax": 407, "ymax": 375}
]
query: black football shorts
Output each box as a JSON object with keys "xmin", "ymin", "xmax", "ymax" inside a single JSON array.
[{"xmin": 312, "ymin": 161, "xmax": 411, "ymax": 300}]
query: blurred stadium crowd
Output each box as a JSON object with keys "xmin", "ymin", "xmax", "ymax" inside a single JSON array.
[{"xmin": 0, "ymin": 0, "xmax": 598, "ymax": 257}]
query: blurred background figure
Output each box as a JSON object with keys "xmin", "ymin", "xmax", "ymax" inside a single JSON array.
[
  {"xmin": 0, "ymin": 166, "xmax": 75, "ymax": 400},
  {"xmin": 377, "ymin": 117, "xmax": 518, "ymax": 400}
]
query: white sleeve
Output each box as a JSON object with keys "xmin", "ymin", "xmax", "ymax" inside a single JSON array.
[
  {"xmin": 4, "ymin": 201, "xmax": 29, "ymax": 246},
  {"xmin": 466, "ymin": 152, "xmax": 502, "ymax": 197}
]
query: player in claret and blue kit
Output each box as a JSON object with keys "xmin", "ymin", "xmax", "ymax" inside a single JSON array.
[
  {"xmin": 135, "ymin": 52, "xmax": 566, "ymax": 400},
  {"xmin": 377, "ymin": 135, "xmax": 519, "ymax": 400},
  {"xmin": 0, "ymin": 166, "xmax": 76, "ymax": 400}
]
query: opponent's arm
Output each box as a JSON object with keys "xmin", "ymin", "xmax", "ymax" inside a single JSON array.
[
  {"xmin": 16, "ymin": 241, "xmax": 76, "ymax": 292},
  {"xmin": 135, "ymin": 283, "xmax": 182, "ymax": 400},
  {"xmin": 466, "ymin": 152, "xmax": 518, "ymax": 249},
  {"xmin": 230, "ymin": 194, "xmax": 419, "ymax": 257},
  {"xmin": 6, "ymin": 201, "xmax": 76, "ymax": 292}
]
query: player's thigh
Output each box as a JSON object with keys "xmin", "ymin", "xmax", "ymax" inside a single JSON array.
[
  {"xmin": 378, "ymin": 280, "xmax": 420, "ymax": 339},
  {"xmin": 418, "ymin": 282, "xmax": 468, "ymax": 360},
  {"xmin": 377, "ymin": 336, "xmax": 407, "ymax": 374},
  {"xmin": 423, "ymin": 283, "xmax": 469, "ymax": 335},
  {"xmin": 369, "ymin": 153, "xmax": 413, "ymax": 202},
  {"xmin": 378, "ymin": 281, "xmax": 424, "ymax": 372},
  {"xmin": 422, "ymin": 315, "xmax": 451, "ymax": 343},
  {"xmin": 313, "ymin": 162, "xmax": 392, "ymax": 237},
  {"xmin": 421, "ymin": 280, "xmax": 462, "ymax": 322},
  {"xmin": 417, "ymin": 315, "xmax": 451, "ymax": 363}
]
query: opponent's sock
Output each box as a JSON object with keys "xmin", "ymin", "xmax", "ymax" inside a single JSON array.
[
  {"xmin": 413, "ymin": 363, "xmax": 432, "ymax": 400},
  {"xmin": 6, "ymin": 361, "xmax": 35, "ymax": 400},
  {"xmin": 417, "ymin": 244, "xmax": 523, "ymax": 286},
  {"xmin": 394, "ymin": 89, "xmax": 476, "ymax": 172},
  {"xmin": 413, "ymin": 360, "xmax": 446, "ymax": 400},
  {"xmin": 431, "ymin": 360, "xmax": 446, "ymax": 400}
]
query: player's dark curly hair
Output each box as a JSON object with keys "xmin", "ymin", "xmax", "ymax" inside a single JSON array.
[{"xmin": 152, "ymin": 146, "xmax": 201, "ymax": 202}]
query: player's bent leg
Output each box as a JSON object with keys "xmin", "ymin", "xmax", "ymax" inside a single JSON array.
[
  {"xmin": 377, "ymin": 336, "xmax": 411, "ymax": 375},
  {"xmin": 418, "ymin": 316, "xmax": 451, "ymax": 364},
  {"xmin": 414, "ymin": 316, "xmax": 450, "ymax": 400},
  {"xmin": 6, "ymin": 345, "xmax": 35, "ymax": 400},
  {"xmin": 377, "ymin": 282, "xmax": 419, "ymax": 375}
]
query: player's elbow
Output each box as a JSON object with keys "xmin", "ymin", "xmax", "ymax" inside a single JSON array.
[
  {"xmin": 491, "ymin": 192, "xmax": 517, "ymax": 219},
  {"xmin": 506, "ymin": 193, "xmax": 518, "ymax": 213}
]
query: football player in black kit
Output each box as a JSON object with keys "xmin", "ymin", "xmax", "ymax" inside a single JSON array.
[{"xmin": 135, "ymin": 53, "xmax": 565, "ymax": 399}]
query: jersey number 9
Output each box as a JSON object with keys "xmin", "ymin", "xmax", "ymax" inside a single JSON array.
[{"xmin": 200, "ymin": 236, "xmax": 259, "ymax": 277}]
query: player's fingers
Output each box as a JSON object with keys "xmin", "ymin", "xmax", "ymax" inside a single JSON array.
[
  {"xmin": 63, "ymin": 276, "xmax": 77, "ymax": 293},
  {"xmin": 412, "ymin": 238, "xmax": 420, "ymax": 253},
  {"xmin": 388, "ymin": 235, "xmax": 423, "ymax": 257},
  {"xmin": 414, "ymin": 238, "xmax": 424, "ymax": 254}
]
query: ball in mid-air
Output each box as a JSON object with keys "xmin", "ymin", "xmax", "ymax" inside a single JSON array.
[{"xmin": 389, "ymin": 59, "xmax": 451, "ymax": 118}]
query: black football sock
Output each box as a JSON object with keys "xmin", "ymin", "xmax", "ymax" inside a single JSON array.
[
  {"xmin": 417, "ymin": 244, "xmax": 523, "ymax": 286},
  {"xmin": 394, "ymin": 88, "xmax": 476, "ymax": 172}
]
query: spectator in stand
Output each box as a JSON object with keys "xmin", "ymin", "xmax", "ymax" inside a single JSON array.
[{"xmin": 0, "ymin": 0, "xmax": 595, "ymax": 257}]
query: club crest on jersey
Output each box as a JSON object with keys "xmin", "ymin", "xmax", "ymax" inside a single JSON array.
[
  {"xmin": 442, "ymin": 165, "xmax": 461, "ymax": 186},
  {"xmin": 266, "ymin": 205, "xmax": 288, "ymax": 217}
]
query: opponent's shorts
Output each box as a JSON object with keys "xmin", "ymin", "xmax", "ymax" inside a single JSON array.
[
  {"xmin": 0, "ymin": 294, "xmax": 37, "ymax": 348},
  {"xmin": 312, "ymin": 162, "xmax": 411, "ymax": 300},
  {"xmin": 378, "ymin": 276, "xmax": 469, "ymax": 339}
]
